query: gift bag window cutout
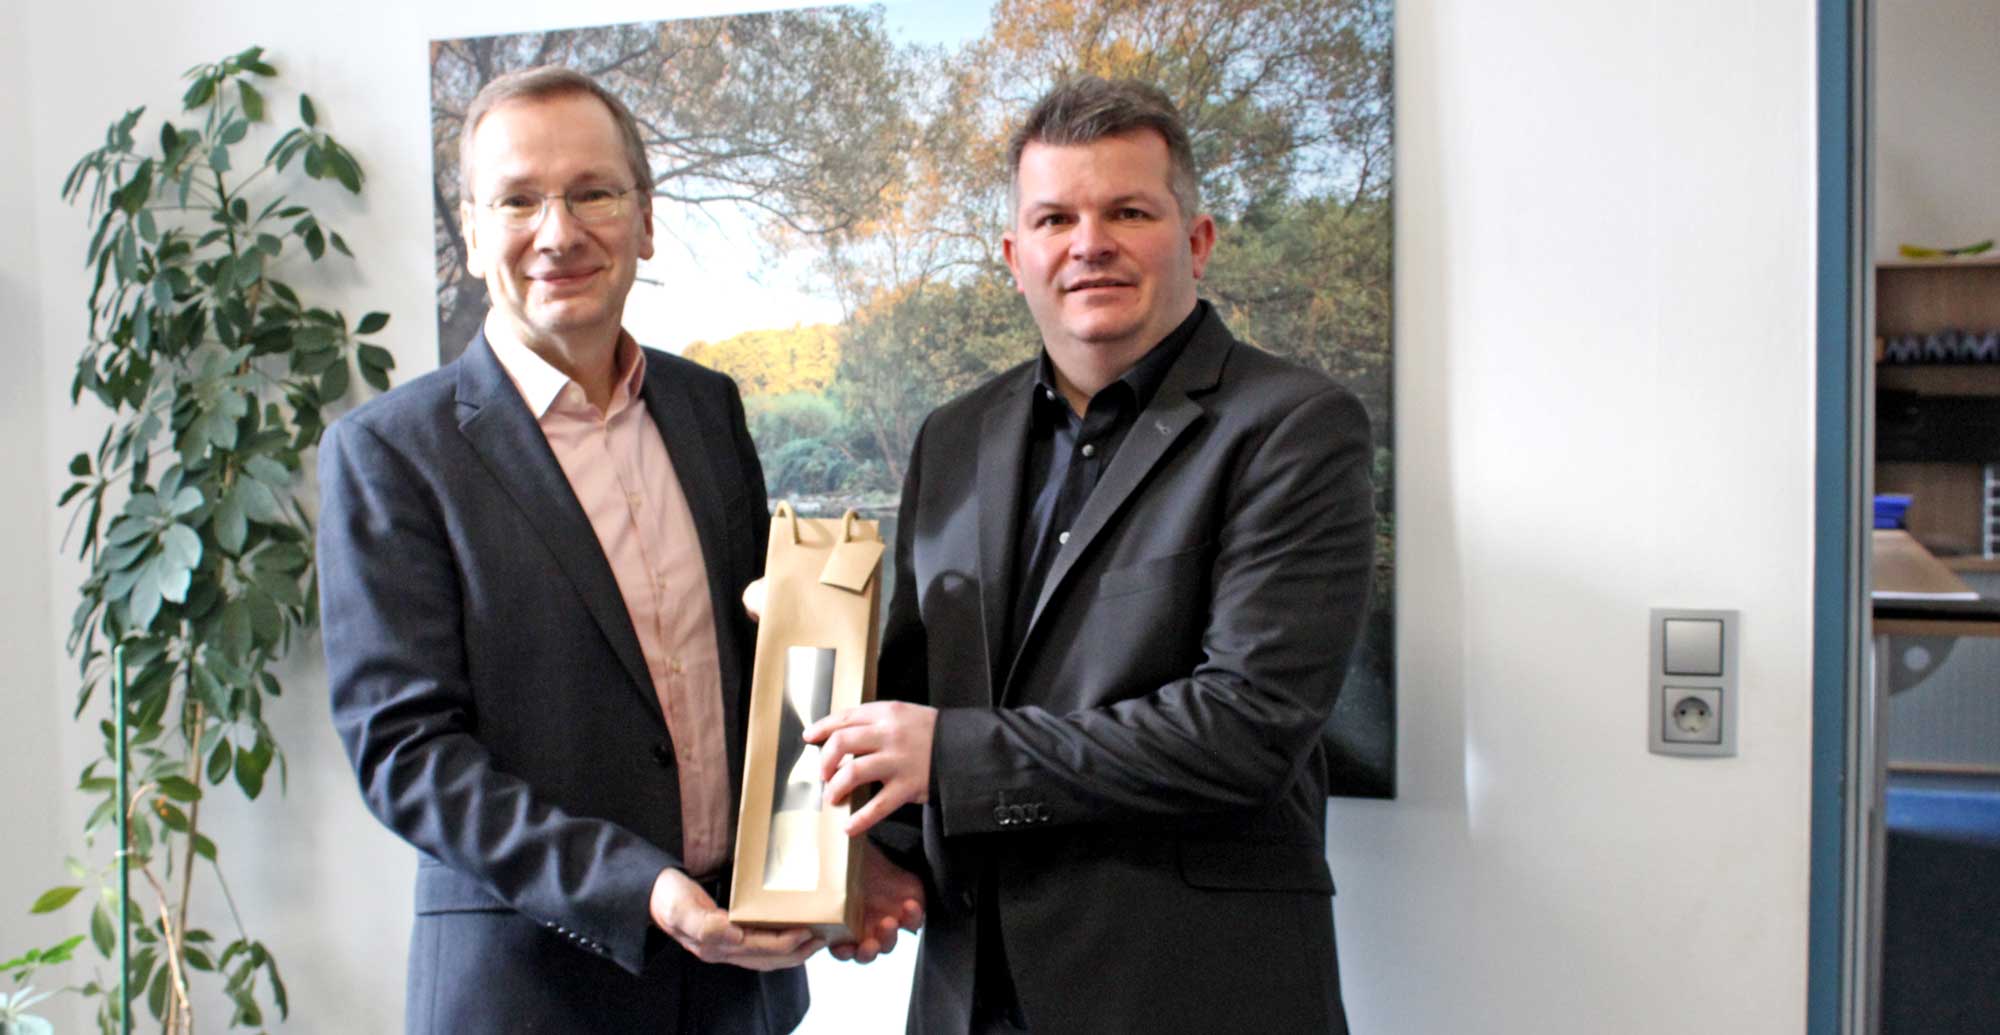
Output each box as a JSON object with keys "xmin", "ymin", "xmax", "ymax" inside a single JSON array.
[{"xmin": 764, "ymin": 644, "xmax": 836, "ymax": 891}]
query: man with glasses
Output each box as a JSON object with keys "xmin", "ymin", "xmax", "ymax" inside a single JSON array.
[{"xmin": 318, "ymin": 66, "xmax": 916, "ymax": 1034}]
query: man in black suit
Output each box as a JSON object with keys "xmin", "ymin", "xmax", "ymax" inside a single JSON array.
[
  {"xmin": 807, "ymin": 77, "xmax": 1376, "ymax": 1034},
  {"xmin": 318, "ymin": 66, "xmax": 913, "ymax": 1033}
]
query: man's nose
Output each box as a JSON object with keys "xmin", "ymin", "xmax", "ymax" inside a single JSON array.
[
  {"xmin": 1068, "ymin": 215, "xmax": 1115, "ymax": 262},
  {"xmin": 532, "ymin": 197, "xmax": 586, "ymax": 250}
]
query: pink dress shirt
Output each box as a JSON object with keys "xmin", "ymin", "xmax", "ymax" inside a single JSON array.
[{"xmin": 487, "ymin": 324, "xmax": 733, "ymax": 877}]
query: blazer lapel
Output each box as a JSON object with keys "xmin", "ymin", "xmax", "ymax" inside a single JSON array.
[
  {"xmin": 453, "ymin": 331, "xmax": 660, "ymax": 722},
  {"xmin": 1013, "ymin": 319, "xmax": 1232, "ymax": 677},
  {"xmin": 975, "ymin": 368, "xmax": 1036, "ymax": 705},
  {"xmin": 637, "ymin": 359, "xmax": 747, "ymax": 785}
]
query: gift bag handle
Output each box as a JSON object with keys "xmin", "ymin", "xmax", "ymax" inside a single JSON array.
[
  {"xmin": 840, "ymin": 509, "xmax": 864, "ymax": 543},
  {"xmin": 775, "ymin": 500, "xmax": 800, "ymax": 545}
]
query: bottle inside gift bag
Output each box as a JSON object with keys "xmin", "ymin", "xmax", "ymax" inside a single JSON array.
[{"xmin": 764, "ymin": 645, "xmax": 837, "ymax": 890}]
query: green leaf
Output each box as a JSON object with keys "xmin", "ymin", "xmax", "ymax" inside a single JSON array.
[
  {"xmin": 146, "ymin": 957, "xmax": 168, "ymax": 1018},
  {"xmin": 243, "ymin": 455, "xmax": 290, "ymax": 486},
  {"xmin": 70, "ymin": 452, "xmax": 92, "ymax": 476},
  {"xmin": 354, "ymin": 311, "xmax": 389, "ymax": 335},
  {"xmin": 102, "ymin": 535, "xmax": 150, "ymax": 574},
  {"xmin": 235, "ymin": 476, "xmax": 281, "ymax": 523},
  {"xmin": 304, "ymin": 225, "xmax": 324, "ymax": 260},
  {"xmin": 246, "ymin": 589, "xmax": 282, "ymax": 647},
  {"xmin": 254, "ymin": 541, "xmax": 308, "ymax": 574},
  {"xmin": 206, "ymin": 740, "xmax": 233, "ymax": 785},
  {"xmin": 209, "ymin": 143, "xmax": 231, "ymax": 174},
  {"xmin": 299, "ymin": 93, "xmax": 316, "ymax": 127},
  {"xmin": 360, "ymin": 360, "xmax": 390, "ymax": 392},
  {"xmin": 157, "ymin": 775, "xmax": 201, "ymax": 802},
  {"xmin": 239, "ymin": 80, "xmax": 265, "ymax": 122},
  {"xmin": 330, "ymin": 231, "xmax": 353, "ymax": 257},
  {"xmin": 182, "ymin": 74, "xmax": 215, "ymax": 110},
  {"xmin": 91, "ymin": 902, "xmax": 115, "ymax": 957},
  {"xmin": 213, "ymin": 488, "xmax": 247, "ymax": 554},
  {"xmin": 329, "ymin": 150, "xmax": 361, "ymax": 193},
  {"xmin": 160, "ymin": 523, "xmax": 201, "ymax": 571},
  {"xmin": 218, "ymin": 591, "xmax": 252, "ymax": 659},
  {"xmin": 191, "ymin": 832, "xmax": 218, "ymax": 862},
  {"xmin": 106, "ymin": 515, "xmax": 152, "ymax": 545},
  {"xmin": 155, "ymin": 802, "xmax": 189, "ymax": 832},
  {"xmin": 318, "ymin": 357, "xmax": 350, "ymax": 402},
  {"xmin": 126, "ymin": 556, "xmax": 165, "ymax": 630},
  {"xmin": 130, "ymin": 812, "xmax": 153, "ymax": 861},
  {"xmin": 115, "ymin": 226, "xmax": 137, "ymax": 281},
  {"xmin": 356, "ymin": 342, "xmax": 394, "ymax": 370},
  {"xmin": 234, "ymin": 739, "xmax": 269, "ymax": 799},
  {"xmin": 30, "ymin": 885, "xmax": 83, "ymax": 913},
  {"xmin": 267, "ymin": 952, "xmax": 290, "ymax": 1018},
  {"xmin": 169, "ymin": 486, "xmax": 204, "ymax": 517},
  {"xmin": 253, "ymin": 565, "xmax": 305, "ymax": 608}
]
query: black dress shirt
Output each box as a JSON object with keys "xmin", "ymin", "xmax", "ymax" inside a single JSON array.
[{"xmin": 1003, "ymin": 300, "xmax": 1207, "ymax": 663}]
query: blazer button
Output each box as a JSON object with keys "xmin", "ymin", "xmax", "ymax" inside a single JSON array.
[
  {"xmin": 993, "ymin": 805, "xmax": 1010, "ymax": 826},
  {"xmin": 652, "ymin": 742, "xmax": 675, "ymax": 768}
]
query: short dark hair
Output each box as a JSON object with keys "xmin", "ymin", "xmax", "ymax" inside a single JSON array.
[
  {"xmin": 458, "ymin": 66, "xmax": 652, "ymax": 201},
  {"xmin": 1006, "ymin": 76, "xmax": 1201, "ymax": 222}
]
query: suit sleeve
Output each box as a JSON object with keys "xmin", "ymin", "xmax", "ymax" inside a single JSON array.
[
  {"xmin": 317, "ymin": 416, "xmax": 676, "ymax": 976},
  {"xmin": 866, "ymin": 416, "xmax": 933, "ymax": 875},
  {"xmin": 930, "ymin": 385, "xmax": 1376, "ymax": 835}
]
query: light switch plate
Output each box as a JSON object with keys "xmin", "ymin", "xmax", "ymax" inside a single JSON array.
[
  {"xmin": 1650, "ymin": 609, "xmax": 1738, "ymax": 757},
  {"xmin": 1663, "ymin": 619, "xmax": 1724, "ymax": 676}
]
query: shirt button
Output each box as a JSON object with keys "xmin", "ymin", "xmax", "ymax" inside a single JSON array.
[
  {"xmin": 1080, "ymin": 443, "xmax": 1097, "ymax": 458},
  {"xmin": 1057, "ymin": 531, "xmax": 1070, "ymax": 545},
  {"xmin": 628, "ymin": 493, "xmax": 643, "ymax": 507},
  {"xmin": 1043, "ymin": 388, "xmax": 1056, "ymax": 401},
  {"xmin": 651, "ymin": 742, "xmax": 675, "ymax": 768}
]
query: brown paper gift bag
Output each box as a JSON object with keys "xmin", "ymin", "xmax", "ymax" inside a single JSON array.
[{"xmin": 728, "ymin": 503, "xmax": 885, "ymax": 940}]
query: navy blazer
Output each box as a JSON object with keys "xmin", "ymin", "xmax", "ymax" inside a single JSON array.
[
  {"xmin": 318, "ymin": 331, "xmax": 806, "ymax": 1034},
  {"xmin": 878, "ymin": 308, "xmax": 1373, "ymax": 1035}
]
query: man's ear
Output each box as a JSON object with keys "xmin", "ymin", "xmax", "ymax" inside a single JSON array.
[
  {"xmin": 1186, "ymin": 213, "xmax": 1217, "ymax": 281},
  {"xmin": 637, "ymin": 197, "xmax": 656, "ymax": 262},
  {"xmin": 460, "ymin": 202, "xmax": 487, "ymax": 279},
  {"xmin": 1001, "ymin": 231, "xmax": 1023, "ymax": 293}
]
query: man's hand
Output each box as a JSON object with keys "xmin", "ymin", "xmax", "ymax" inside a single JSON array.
[
  {"xmin": 830, "ymin": 842, "xmax": 927, "ymax": 964},
  {"xmin": 803, "ymin": 701, "xmax": 937, "ymax": 836},
  {"xmin": 649, "ymin": 869, "xmax": 822, "ymax": 971},
  {"xmin": 742, "ymin": 578, "xmax": 767, "ymax": 622}
]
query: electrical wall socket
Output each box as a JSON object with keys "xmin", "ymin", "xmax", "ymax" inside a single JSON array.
[
  {"xmin": 1662, "ymin": 687, "xmax": 1722, "ymax": 744},
  {"xmin": 1650, "ymin": 609, "xmax": 1738, "ymax": 758}
]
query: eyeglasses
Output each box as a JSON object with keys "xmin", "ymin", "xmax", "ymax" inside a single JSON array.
[{"xmin": 479, "ymin": 186, "xmax": 641, "ymax": 232}]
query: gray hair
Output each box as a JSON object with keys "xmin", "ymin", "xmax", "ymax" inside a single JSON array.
[
  {"xmin": 1006, "ymin": 76, "xmax": 1201, "ymax": 222},
  {"xmin": 458, "ymin": 65, "xmax": 653, "ymax": 201}
]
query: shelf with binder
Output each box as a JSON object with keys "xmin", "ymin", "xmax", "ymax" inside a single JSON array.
[{"xmin": 1875, "ymin": 257, "xmax": 2000, "ymax": 559}]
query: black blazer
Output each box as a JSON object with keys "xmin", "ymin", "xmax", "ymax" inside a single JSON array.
[
  {"xmin": 878, "ymin": 308, "xmax": 1374, "ymax": 1035},
  {"xmin": 317, "ymin": 331, "xmax": 806, "ymax": 1034}
]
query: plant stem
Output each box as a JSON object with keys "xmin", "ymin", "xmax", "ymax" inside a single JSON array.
[
  {"xmin": 138, "ymin": 867, "xmax": 191, "ymax": 1035},
  {"xmin": 173, "ymin": 693, "xmax": 203, "ymax": 974}
]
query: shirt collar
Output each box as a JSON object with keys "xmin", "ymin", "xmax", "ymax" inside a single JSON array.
[
  {"xmin": 1032, "ymin": 298, "xmax": 1206, "ymax": 417},
  {"xmin": 485, "ymin": 316, "xmax": 646, "ymax": 419}
]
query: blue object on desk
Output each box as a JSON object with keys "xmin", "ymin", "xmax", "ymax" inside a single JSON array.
[{"xmin": 1874, "ymin": 493, "xmax": 1913, "ymax": 529}]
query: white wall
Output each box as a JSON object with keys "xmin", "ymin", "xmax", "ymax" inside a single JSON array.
[
  {"xmin": 0, "ymin": 0, "xmax": 69, "ymax": 1011},
  {"xmin": 4, "ymin": 1, "xmax": 1821, "ymax": 1033},
  {"xmin": 1875, "ymin": 0, "xmax": 2000, "ymax": 260},
  {"xmin": 1323, "ymin": 2, "xmax": 1817, "ymax": 1033}
]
